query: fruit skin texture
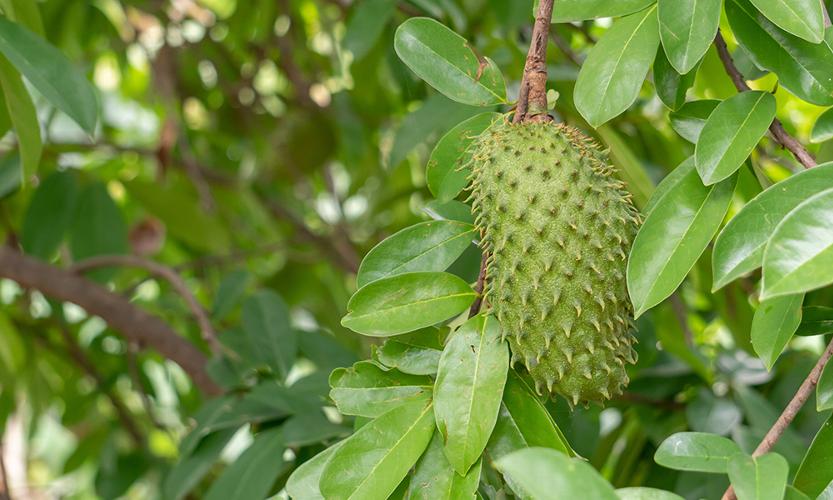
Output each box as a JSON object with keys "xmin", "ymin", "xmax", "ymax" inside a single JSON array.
[{"xmin": 469, "ymin": 118, "xmax": 640, "ymax": 406}]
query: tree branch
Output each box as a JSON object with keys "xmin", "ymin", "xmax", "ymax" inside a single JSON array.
[
  {"xmin": 713, "ymin": 31, "xmax": 817, "ymax": 169},
  {"xmin": 0, "ymin": 246, "xmax": 220, "ymax": 395},
  {"xmin": 514, "ymin": 0, "xmax": 555, "ymax": 123},
  {"xmin": 70, "ymin": 254, "xmax": 222, "ymax": 357}
]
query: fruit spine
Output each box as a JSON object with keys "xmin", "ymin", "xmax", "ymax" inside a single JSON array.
[{"xmin": 469, "ymin": 118, "xmax": 640, "ymax": 405}]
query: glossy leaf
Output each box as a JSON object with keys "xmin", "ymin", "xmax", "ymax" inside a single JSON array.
[
  {"xmin": 434, "ymin": 314, "xmax": 508, "ymax": 475},
  {"xmin": 496, "ymin": 447, "xmax": 619, "ymax": 500},
  {"xmin": 0, "ymin": 16, "xmax": 97, "ymax": 133},
  {"xmin": 747, "ymin": 0, "xmax": 824, "ymax": 43},
  {"xmin": 575, "ymin": 6, "xmax": 660, "ymax": 127},
  {"xmin": 342, "ymin": 271, "xmax": 476, "ymax": 336},
  {"xmin": 486, "ymin": 370, "xmax": 575, "ymax": 460},
  {"xmin": 329, "ymin": 361, "xmax": 432, "ymax": 418},
  {"xmin": 628, "ymin": 158, "xmax": 736, "ymax": 316},
  {"xmin": 427, "ymin": 111, "xmax": 501, "ymax": 201},
  {"xmin": 407, "ymin": 433, "xmax": 482, "ymax": 500},
  {"xmin": 713, "ymin": 162, "xmax": 833, "ymax": 290},
  {"xmin": 797, "ymin": 306, "xmax": 833, "ymax": 336},
  {"xmin": 812, "ymin": 108, "xmax": 833, "ymax": 144},
  {"xmin": 394, "ymin": 17, "xmax": 506, "ymax": 106},
  {"xmin": 727, "ymin": 452, "xmax": 789, "ymax": 500},
  {"xmin": 285, "ymin": 442, "xmax": 343, "ymax": 500},
  {"xmin": 162, "ymin": 429, "xmax": 236, "ymax": 500},
  {"xmin": 551, "ymin": 0, "xmax": 656, "ymax": 22},
  {"xmin": 204, "ymin": 428, "xmax": 285, "ymax": 500},
  {"xmin": 0, "ymin": 55, "xmax": 39, "ymax": 180},
  {"xmin": 21, "ymin": 171, "xmax": 77, "ymax": 259},
  {"xmin": 726, "ymin": 0, "xmax": 833, "ymax": 106},
  {"xmin": 654, "ymin": 432, "xmax": 742, "ymax": 473},
  {"xmin": 818, "ymin": 362, "xmax": 833, "ymax": 412},
  {"xmin": 694, "ymin": 91, "xmax": 776, "ymax": 185},
  {"xmin": 657, "ymin": 0, "xmax": 721, "ymax": 74},
  {"xmin": 616, "ymin": 488, "xmax": 685, "ymax": 500},
  {"xmin": 653, "ymin": 49, "xmax": 698, "ymax": 110},
  {"xmin": 376, "ymin": 327, "xmax": 445, "ymax": 375},
  {"xmin": 751, "ymin": 294, "xmax": 803, "ymax": 369},
  {"xmin": 794, "ymin": 417, "xmax": 833, "ymax": 498},
  {"xmin": 319, "ymin": 399, "xmax": 435, "ymax": 500},
  {"xmin": 242, "ymin": 290, "xmax": 297, "ymax": 378},
  {"xmin": 670, "ymin": 99, "xmax": 719, "ymax": 142},
  {"xmin": 762, "ymin": 189, "xmax": 833, "ymax": 298},
  {"xmin": 357, "ymin": 220, "xmax": 476, "ymax": 287}
]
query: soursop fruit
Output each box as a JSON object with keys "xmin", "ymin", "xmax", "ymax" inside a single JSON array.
[{"xmin": 469, "ymin": 118, "xmax": 640, "ymax": 406}]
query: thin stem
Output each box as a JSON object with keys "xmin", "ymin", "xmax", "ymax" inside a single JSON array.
[
  {"xmin": 713, "ymin": 31, "xmax": 817, "ymax": 169},
  {"xmin": 469, "ymin": 252, "xmax": 489, "ymax": 317},
  {"xmin": 514, "ymin": 0, "xmax": 555, "ymax": 123},
  {"xmin": 70, "ymin": 254, "xmax": 223, "ymax": 357}
]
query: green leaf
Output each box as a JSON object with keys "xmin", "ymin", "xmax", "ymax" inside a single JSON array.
[
  {"xmin": 726, "ymin": 0, "xmax": 833, "ymax": 106},
  {"xmin": 204, "ymin": 428, "xmax": 285, "ymax": 500},
  {"xmin": 784, "ymin": 486, "xmax": 813, "ymax": 500},
  {"xmin": 124, "ymin": 179, "xmax": 231, "ymax": 253},
  {"xmin": 616, "ymin": 488, "xmax": 685, "ymax": 500},
  {"xmin": 747, "ymin": 0, "xmax": 824, "ymax": 43},
  {"xmin": 575, "ymin": 5, "xmax": 660, "ymax": 127},
  {"xmin": 654, "ymin": 432, "xmax": 742, "ymax": 473},
  {"xmin": 653, "ymin": 49, "xmax": 698, "ymax": 110},
  {"xmin": 496, "ymin": 447, "xmax": 619, "ymax": 500},
  {"xmin": 670, "ymin": 99, "xmax": 719, "ymax": 142},
  {"xmin": 329, "ymin": 361, "xmax": 432, "ymax": 418},
  {"xmin": 357, "ymin": 220, "xmax": 476, "ymax": 287},
  {"xmin": 242, "ymin": 290, "xmax": 297, "ymax": 378},
  {"xmin": 320, "ymin": 399, "xmax": 435, "ymax": 500},
  {"xmin": 795, "ymin": 418, "xmax": 833, "ymax": 498},
  {"xmin": 285, "ymin": 442, "xmax": 343, "ymax": 500},
  {"xmin": 751, "ymin": 294, "xmax": 803, "ymax": 369},
  {"xmin": 21, "ymin": 171, "xmax": 77, "ymax": 259},
  {"xmin": 694, "ymin": 91, "xmax": 776, "ymax": 185},
  {"xmin": 628, "ymin": 158, "xmax": 736, "ymax": 317},
  {"xmin": 162, "ymin": 429, "xmax": 236, "ymax": 500},
  {"xmin": 434, "ymin": 314, "xmax": 508, "ymax": 475},
  {"xmin": 657, "ymin": 0, "xmax": 721, "ymax": 74},
  {"xmin": 424, "ymin": 199, "xmax": 474, "ymax": 224},
  {"xmin": 427, "ymin": 111, "xmax": 501, "ymax": 201},
  {"xmin": 0, "ymin": 16, "xmax": 97, "ymax": 133},
  {"xmin": 343, "ymin": 0, "xmax": 397, "ymax": 60},
  {"xmin": 376, "ymin": 328, "xmax": 445, "ymax": 375},
  {"xmin": 486, "ymin": 370, "xmax": 575, "ymax": 460},
  {"xmin": 811, "ymin": 108, "xmax": 833, "ymax": 144},
  {"xmin": 70, "ymin": 183, "xmax": 128, "ymax": 276},
  {"xmin": 342, "ymin": 271, "xmax": 476, "ymax": 336},
  {"xmin": 0, "ymin": 154, "xmax": 19, "ymax": 199},
  {"xmin": 551, "ymin": 0, "xmax": 656, "ymax": 22},
  {"xmin": 818, "ymin": 362, "xmax": 833, "ymax": 412},
  {"xmin": 713, "ymin": 162, "xmax": 833, "ymax": 290},
  {"xmin": 282, "ymin": 411, "xmax": 350, "ymax": 447},
  {"xmin": 211, "ymin": 270, "xmax": 250, "ymax": 321},
  {"xmin": 727, "ymin": 452, "xmax": 789, "ymax": 500},
  {"xmin": 686, "ymin": 389, "xmax": 742, "ymax": 435},
  {"xmin": 796, "ymin": 306, "xmax": 833, "ymax": 336},
  {"xmin": 762, "ymin": 189, "xmax": 833, "ymax": 298},
  {"xmin": 0, "ymin": 55, "xmax": 39, "ymax": 180},
  {"xmin": 394, "ymin": 17, "xmax": 506, "ymax": 106},
  {"xmin": 407, "ymin": 432, "xmax": 482, "ymax": 500}
]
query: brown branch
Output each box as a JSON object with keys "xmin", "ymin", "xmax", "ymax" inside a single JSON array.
[
  {"xmin": 469, "ymin": 252, "xmax": 489, "ymax": 317},
  {"xmin": 514, "ymin": 0, "xmax": 555, "ymax": 123},
  {"xmin": 0, "ymin": 246, "xmax": 220, "ymax": 395},
  {"xmin": 713, "ymin": 31, "xmax": 817, "ymax": 169},
  {"xmin": 69, "ymin": 254, "xmax": 222, "ymax": 357}
]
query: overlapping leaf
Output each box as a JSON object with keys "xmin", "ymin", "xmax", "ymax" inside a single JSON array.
[
  {"xmin": 329, "ymin": 361, "xmax": 432, "ymax": 418},
  {"xmin": 751, "ymin": 294, "xmax": 803, "ymax": 369},
  {"xmin": 657, "ymin": 0, "xmax": 721, "ymax": 74},
  {"xmin": 551, "ymin": 0, "xmax": 656, "ymax": 22}
]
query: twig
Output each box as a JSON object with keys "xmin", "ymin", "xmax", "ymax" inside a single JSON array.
[
  {"xmin": 0, "ymin": 246, "xmax": 220, "ymax": 395},
  {"xmin": 469, "ymin": 253, "xmax": 489, "ymax": 317},
  {"xmin": 551, "ymin": 31, "xmax": 582, "ymax": 67},
  {"xmin": 713, "ymin": 31, "xmax": 817, "ymax": 169},
  {"xmin": 670, "ymin": 293, "xmax": 694, "ymax": 347},
  {"xmin": 70, "ymin": 254, "xmax": 222, "ymax": 357},
  {"xmin": 514, "ymin": 0, "xmax": 555, "ymax": 123}
]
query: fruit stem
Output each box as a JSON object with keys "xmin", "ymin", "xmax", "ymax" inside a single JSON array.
[{"xmin": 514, "ymin": 0, "xmax": 555, "ymax": 123}]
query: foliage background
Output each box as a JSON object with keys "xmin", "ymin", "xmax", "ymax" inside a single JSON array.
[{"xmin": 0, "ymin": 0, "xmax": 832, "ymax": 498}]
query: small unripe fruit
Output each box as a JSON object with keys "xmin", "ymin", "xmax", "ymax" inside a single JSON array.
[{"xmin": 469, "ymin": 118, "xmax": 639, "ymax": 406}]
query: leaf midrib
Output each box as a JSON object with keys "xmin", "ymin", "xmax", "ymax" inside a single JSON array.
[{"xmin": 347, "ymin": 292, "xmax": 475, "ymax": 322}]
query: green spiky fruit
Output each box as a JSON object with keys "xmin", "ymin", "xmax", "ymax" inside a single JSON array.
[{"xmin": 469, "ymin": 119, "xmax": 640, "ymax": 406}]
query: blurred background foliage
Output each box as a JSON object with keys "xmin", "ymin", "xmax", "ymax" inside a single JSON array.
[{"xmin": 0, "ymin": 0, "xmax": 832, "ymax": 498}]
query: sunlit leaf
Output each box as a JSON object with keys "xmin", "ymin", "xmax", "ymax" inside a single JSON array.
[{"xmin": 657, "ymin": 0, "xmax": 720, "ymax": 74}]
